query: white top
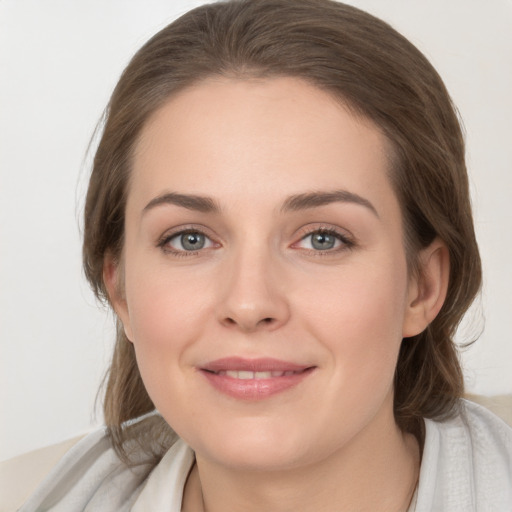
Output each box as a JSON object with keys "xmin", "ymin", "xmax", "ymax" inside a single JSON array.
[
  {"xmin": 414, "ymin": 400, "xmax": 512, "ymax": 511},
  {"xmin": 19, "ymin": 400, "xmax": 512, "ymax": 512}
]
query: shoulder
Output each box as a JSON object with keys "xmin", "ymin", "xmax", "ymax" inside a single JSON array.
[
  {"xmin": 16, "ymin": 415, "xmax": 179, "ymax": 512},
  {"xmin": 15, "ymin": 428, "xmax": 149, "ymax": 512},
  {"xmin": 415, "ymin": 398, "xmax": 512, "ymax": 512},
  {"xmin": 0, "ymin": 434, "xmax": 86, "ymax": 512}
]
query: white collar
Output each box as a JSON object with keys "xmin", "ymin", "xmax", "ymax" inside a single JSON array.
[{"xmin": 132, "ymin": 438, "xmax": 195, "ymax": 512}]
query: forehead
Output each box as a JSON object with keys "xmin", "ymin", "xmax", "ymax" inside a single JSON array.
[{"xmin": 129, "ymin": 77, "xmax": 397, "ymax": 217}]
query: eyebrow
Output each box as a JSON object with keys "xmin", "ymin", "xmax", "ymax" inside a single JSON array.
[
  {"xmin": 143, "ymin": 192, "xmax": 220, "ymax": 214},
  {"xmin": 281, "ymin": 190, "xmax": 379, "ymax": 217},
  {"xmin": 142, "ymin": 189, "xmax": 378, "ymax": 217}
]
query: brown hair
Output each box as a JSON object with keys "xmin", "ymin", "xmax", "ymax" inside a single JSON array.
[{"xmin": 83, "ymin": 0, "xmax": 481, "ymax": 463}]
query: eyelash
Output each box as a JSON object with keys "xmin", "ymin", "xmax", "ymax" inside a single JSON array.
[
  {"xmin": 157, "ymin": 226, "xmax": 355, "ymax": 257},
  {"xmin": 157, "ymin": 227, "xmax": 217, "ymax": 257},
  {"xmin": 295, "ymin": 227, "xmax": 355, "ymax": 256}
]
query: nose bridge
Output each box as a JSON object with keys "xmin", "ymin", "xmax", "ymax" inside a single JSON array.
[{"xmin": 217, "ymin": 233, "xmax": 290, "ymax": 332}]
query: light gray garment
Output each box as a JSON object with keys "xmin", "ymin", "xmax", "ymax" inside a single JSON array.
[
  {"xmin": 16, "ymin": 427, "xmax": 158, "ymax": 512},
  {"xmin": 414, "ymin": 400, "xmax": 512, "ymax": 511},
  {"xmin": 19, "ymin": 400, "xmax": 512, "ymax": 511}
]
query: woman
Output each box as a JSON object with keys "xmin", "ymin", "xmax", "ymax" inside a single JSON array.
[{"xmin": 20, "ymin": 0, "xmax": 512, "ymax": 510}]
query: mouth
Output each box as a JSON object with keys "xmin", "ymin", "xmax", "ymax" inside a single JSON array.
[
  {"xmin": 207, "ymin": 369, "xmax": 304, "ymax": 379},
  {"xmin": 199, "ymin": 357, "xmax": 315, "ymax": 400}
]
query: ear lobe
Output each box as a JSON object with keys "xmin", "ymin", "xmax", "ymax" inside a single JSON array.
[
  {"xmin": 402, "ymin": 239, "xmax": 450, "ymax": 338},
  {"xmin": 103, "ymin": 253, "xmax": 134, "ymax": 342}
]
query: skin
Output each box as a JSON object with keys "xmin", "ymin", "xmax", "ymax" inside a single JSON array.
[{"xmin": 105, "ymin": 77, "xmax": 449, "ymax": 512}]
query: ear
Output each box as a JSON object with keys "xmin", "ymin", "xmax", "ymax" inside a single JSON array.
[
  {"xmin": 103, "ymin": 252, "xmax": 134, "ymax": 342},
  {"xmin": 402, "ymin": 238, "xmax": 450, "ymax": 338}
]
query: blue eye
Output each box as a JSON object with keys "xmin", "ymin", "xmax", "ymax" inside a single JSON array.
[
  {"xmin": 162, "ymin": 230, "xmax": 215, "ymax": 253},
  {"xmin": 178, "ymin": 232, "xmax": 206, "ymax": 250},
  {"xmin": 309, "ymin": 232, "xmax": 338, "ymax": 250},
  {"xmin": 297, "ymin": 229, "xmax": 350, "ymax": 251}
]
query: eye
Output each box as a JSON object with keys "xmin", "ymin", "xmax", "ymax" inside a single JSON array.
[
  {"xmin": 160, "ymin": 229, "xmax": 216, "ymax": 254},
  {"xmin": 295, "ymin": 228, "xmax": 352, "ymax": 252}
]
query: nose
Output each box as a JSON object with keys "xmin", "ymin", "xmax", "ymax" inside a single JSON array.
[{"xmin": 216, "ymin": 243, "xmax": 291, "ymax": 333}]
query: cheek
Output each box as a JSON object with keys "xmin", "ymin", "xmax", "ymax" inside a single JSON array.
[
  {"xmin": 286, "ymin": 261, "xmax": 409, "ymax": 448},
  {"xmin": 124, "ymin": 255, "xmax": 208, "ymax": 341},
  {"xmin": 299, "ymin": 258, "xmax": 409, "ymax": 381},
  {"xmin": 121, "ymin": 260, "xmax": 207, "ymax": 390}
]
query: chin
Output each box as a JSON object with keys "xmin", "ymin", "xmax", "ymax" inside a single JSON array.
[
  {"xmin": 186, "ymin": 419, "xmax": 315, "ymax": 471},
  {"xmin": 213, "ymin": 442, "xmax": 309, "ymax": 472}
]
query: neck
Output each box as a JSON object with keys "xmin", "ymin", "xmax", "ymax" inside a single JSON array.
[{"xmin": 182, "ymin": 399, "xmax": 420, "ymax": 512}]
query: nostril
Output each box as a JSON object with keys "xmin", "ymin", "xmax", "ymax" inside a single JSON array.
[{"xmin": 221, "ymin": 315, "xmax": 280, "ymax": 331}]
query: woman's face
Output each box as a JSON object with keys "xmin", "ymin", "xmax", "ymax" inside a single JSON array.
[{"xmin": 111, "ymin": 77, "xmax": 425, "ymax": 471}]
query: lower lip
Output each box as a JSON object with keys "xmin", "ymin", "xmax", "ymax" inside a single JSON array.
[{"xmin": 200, "ymin": 368, "xmax": 314, "ymax": 400}]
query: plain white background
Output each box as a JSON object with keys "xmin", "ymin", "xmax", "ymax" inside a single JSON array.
[{"xmin": 1, "ymin": 0, "xmax": 511, "ymax": 462}]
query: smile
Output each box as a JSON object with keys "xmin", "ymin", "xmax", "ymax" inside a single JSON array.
[
  {"xmin": 211, "ymin": 370, "xmax": 300, "ymax": 379},
  {"xmin": 199, "ymin": 357, "xmax": 315, "ymax": 400}
]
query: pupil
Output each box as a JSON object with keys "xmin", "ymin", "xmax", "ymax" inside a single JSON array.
[
  {"xmin": 181, "ymin": 233, "xmax": 205, "ymax": 250},
  {"xmin": 312, "ymin": 233, "xmax": 335, "ymax": 250}
]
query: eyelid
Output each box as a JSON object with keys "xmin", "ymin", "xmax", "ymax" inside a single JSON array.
[
  {"xmin": 156, "ymin": 223, "xmax": 354, "ymax": 256},
  {"xmin": 291, "ymin": 224, "xmax": 355, "ymax": 252},
  {"xmin": 157, "ymin": 224, "xmax": 220, "ymax": 255}
]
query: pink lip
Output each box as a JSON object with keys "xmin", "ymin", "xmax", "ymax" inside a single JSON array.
[
  {"xmin": 199, "ymin": 357, "xmax": 315, "ymax": 400},
  {"xmin": 202, "ymin": 357, "xmax": 310, "ymax": 373}
]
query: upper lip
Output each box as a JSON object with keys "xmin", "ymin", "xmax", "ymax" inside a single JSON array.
[{"xmin": 201, "ymin": 357, "xmax": 312, "ymax": 373}]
